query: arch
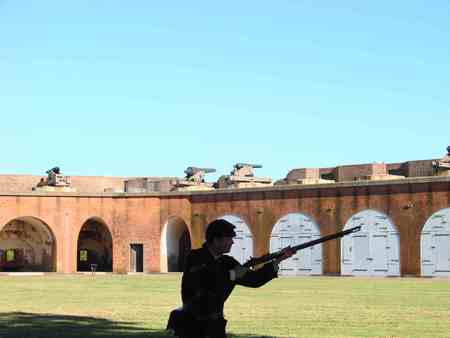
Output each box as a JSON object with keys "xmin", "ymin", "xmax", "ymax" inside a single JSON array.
[
  {"xmin": 217, "ymin": 214, "xmax": 253, "ymax": 265},
  {"xmin": 160, "ymin": 216, "xmax": 191, "ymax": 273},
  {"xmin": 341, "ymin": 209, "xmax": 400, "ymax": 276},
  {"xmin": 0, "ymin": 216, "xmax": 57, "ymax": 272},
  {"xmin": 421, "ymin": 207, "xmax": 450, "ymax": 277},
  {"xmin": 270, "ymin": 213, "xmax": 322, "ymax": 275},
  {"xmin": 77, "ymin": 217, "xmax": 113, "ymax": 272}
]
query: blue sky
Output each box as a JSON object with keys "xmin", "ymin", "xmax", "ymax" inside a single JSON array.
[{"xmin": 1, "ymin": 1, "xmax": 449, "ymax": 181}]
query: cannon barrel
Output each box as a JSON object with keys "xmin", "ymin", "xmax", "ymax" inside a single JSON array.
[
  {"xmin": 46, "ymin": 166, "xmax": 61, "ymax": 175},
  {"xmin": 235, "ymin": 163, "xmax": 262, "ymax": 169},
  {"xmin": 184, "ymin": 167, "xmax": 216, "ymax": 175},
  {"xmin": 200, "ymin": 168, "xmax": 217, "ymax": 173}
]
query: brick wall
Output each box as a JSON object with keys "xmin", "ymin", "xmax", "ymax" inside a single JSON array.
[
  {"xmin": 402, "ymin": 160, "xmax": 435, "ymax": 177},
  {"xmin": 1, "ymin": 174, "xmax": 449, "ymax": 276}
]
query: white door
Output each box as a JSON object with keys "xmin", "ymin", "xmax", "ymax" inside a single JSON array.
[
  {"xmin": 421, "ymin": 208, "xmax": 450, "ymax": 277},
  {"xmin": 387, "ymin": 232, "xmax": 400, "ymax": 276},
  {"xmin": 371, "ymin": 234, "xmax": 388, "ymax": 276},
  {"xmin": 311, "ymin": 234, "xmax": 323, "ymax": 275},
  {"xmin": 353, "ymin": 234, "xmax": 370, "ymax": 275},
  {"xmin": 341, "ymin": 233, "xmax": 354, "ymax": 275},
  {"xmin": 280, "ymin": 235, "xmax": 297, "ymax": 275},
  {"xmin": 270, "ymin": 213, "xmax": 322, "ymax": 276},
  {"xmin": 298, "ymin": 235, "xmax": 313, "ymax": 274},
  {"xmin": 421, "ymin": 232, "xmax": 435, "ymax": 276},
  {"xmin": 435, "ymin": 234, "xmax": 450, "ymax": 273},
  {"xmin": 341, "ymin": 210, "xmax": 400, "ymax": 276}
]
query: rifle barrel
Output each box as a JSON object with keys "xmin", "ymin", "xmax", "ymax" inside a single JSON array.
[
  {"xmin": 291, "ymin": 226, "xmax": 361, "ymax": 252},
  {"xmin": 243, "ymin": 225, "xmax": 361, "ymax": 268}
]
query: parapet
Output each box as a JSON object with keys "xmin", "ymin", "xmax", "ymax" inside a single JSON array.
[
  {"xmin": 284, "ymin": 163, "xmax": 406, "ymax": 185},
  {"xmin": 283, "ymin": 168, "xmax": 334, "ymax": 185}
]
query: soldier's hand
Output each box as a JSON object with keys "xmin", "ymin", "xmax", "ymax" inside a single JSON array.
[{"xmin": 231, "ymin": 265, "xmax": 249, "ymax": 280}]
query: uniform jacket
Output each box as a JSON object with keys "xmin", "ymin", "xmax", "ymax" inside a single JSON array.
[{"xmin": 181, "ymin": 243, "xmax": 278, "ymax": 318}]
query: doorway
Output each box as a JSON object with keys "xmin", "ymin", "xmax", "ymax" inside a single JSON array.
[{"xmin": 130, "ymin": 244, "xmax": 143, "ymax": 272}]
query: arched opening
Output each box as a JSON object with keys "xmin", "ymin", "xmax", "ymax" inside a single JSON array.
[
  {"xmin": 341, "ymin": 209, "xmax": 400, "ymax": 277},
  {"xmin": 77, "ymin": 218, "xmax": 113, "ymax": 272},
  {"xmin": 160, "ymin": 217, "xmax": 191, "ymax": 272},
  {"xmin": 421, "ymin": 207, "xmax": 450, "ymax": 277},
  {"xmin": 218, "ymin": 215, "xmax": 253, "ymax": 265},
  {"xmin": 270, "ymin": 213, "xmax": 322, "ymax": 275},
  {"xmin": 0, "ymin": 217, "xmax": 56, "ymax": 272}
]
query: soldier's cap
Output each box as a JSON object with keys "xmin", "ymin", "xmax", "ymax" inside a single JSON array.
[{"xmin": 206, "ymin": 219, "xmax": 236, "ymax": 242}]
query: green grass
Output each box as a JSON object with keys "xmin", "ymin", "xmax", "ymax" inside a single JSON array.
[{"xmin": 0, "ymin": 274, "xmax": 449, "ymax": 338}]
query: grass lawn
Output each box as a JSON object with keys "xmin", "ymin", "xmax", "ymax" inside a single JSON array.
[{"xmin": 0, "ymin": 274, "xmax": 449, "ymax": 338}]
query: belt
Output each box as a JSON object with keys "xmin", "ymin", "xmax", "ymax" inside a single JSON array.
[
  {"xmin": 182, "ymin": 304, "xmax": 223, "ymax": 320},
  {"xmin": 197, "ymin": 312, "xmax": 223, "ymax": 320}
]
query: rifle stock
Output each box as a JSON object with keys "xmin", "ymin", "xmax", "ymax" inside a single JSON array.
[{"xmin": 243, "ymin": 225, "xmax": 361, "ymax": 268}]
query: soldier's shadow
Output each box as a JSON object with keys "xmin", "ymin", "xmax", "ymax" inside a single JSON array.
[{"xmin": 0, "ymin": 312, "xmax": 279, "ymax": 338}]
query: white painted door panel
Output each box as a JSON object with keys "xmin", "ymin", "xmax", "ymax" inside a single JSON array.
[
  {"xmin": 270, "ymin": 213, "xmax": 322, "ymax": 275},
  {"xmin": 421, "ymin": 208, "xmax": 450, "ymax": 277}
]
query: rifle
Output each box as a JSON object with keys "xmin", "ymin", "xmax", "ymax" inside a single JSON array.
[{"xmin": 243, "ymin": 225, "xmax": 361, "ymax": 268}]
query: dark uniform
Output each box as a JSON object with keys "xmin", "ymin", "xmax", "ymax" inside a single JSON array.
[{"xmin": 167, "ymin": 243, "xmax": 278, "ymax": 338}]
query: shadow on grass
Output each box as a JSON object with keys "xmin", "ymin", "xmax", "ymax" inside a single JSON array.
[
  {"xmin": 0, "ymin": 312, "xmax": 280, "ymax": 338},
  {"xmin": 0, "ymin": 312, "xmax": 168, "ymax": 338}
]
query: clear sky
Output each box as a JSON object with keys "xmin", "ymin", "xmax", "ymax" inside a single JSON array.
[{"xmin": 1, "ymin": 1, "xmax": 449, "ymax": 182}]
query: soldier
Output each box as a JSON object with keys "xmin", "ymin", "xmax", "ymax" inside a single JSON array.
[{"xmin": 167, "ymin": 219, "xmax": 294, "ymax": 338}]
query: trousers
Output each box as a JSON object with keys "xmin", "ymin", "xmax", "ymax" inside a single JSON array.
[{"xmin": 167, "ymin": 308, "xmax": 227, "ymax": 338}]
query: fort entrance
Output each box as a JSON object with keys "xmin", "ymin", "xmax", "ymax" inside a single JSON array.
[
  {"xmin": 77, "ymin": 218, "xmax": 112, "ymax": 272},
  {"xmin": 0, "ymin": 217, "xmax": 56, "ymax": 272},
  {"xmin": 160, "ymin": 217, "xmax": 191, "ymax": 272}
]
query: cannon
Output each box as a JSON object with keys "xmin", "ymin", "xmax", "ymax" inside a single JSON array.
[
  {"xmin": 231, "ymin": 163, "xmax": 263, "ymax": 177},
  {"xmin": 184, "ymin": 167, "xmax": 216, "ymax": 183},
  {"xmin": 45, "ymin": 166, "xmax": 71, "ymax": 186},
  {"xmin": 434, "ymin": 146, "xmax": 450, "ymax": 171}
]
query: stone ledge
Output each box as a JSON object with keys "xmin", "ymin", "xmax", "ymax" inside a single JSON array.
[{"xmin": 1, "ymin": 176, "xmax": 449, "ymax": 198}]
